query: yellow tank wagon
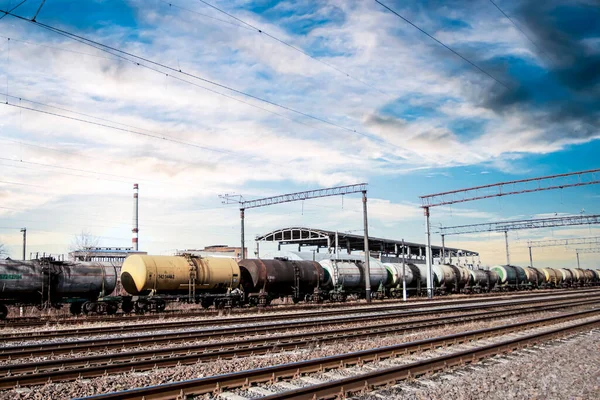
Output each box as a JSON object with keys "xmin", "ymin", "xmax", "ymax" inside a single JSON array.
[{"xmin": 120, "ymin": 255, "xmax": 241, "ymax": 312}]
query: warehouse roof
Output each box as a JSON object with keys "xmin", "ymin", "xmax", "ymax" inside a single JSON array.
[{"xmin": 255, "ymin": 227, "xmax": 478, "ymax": 257}]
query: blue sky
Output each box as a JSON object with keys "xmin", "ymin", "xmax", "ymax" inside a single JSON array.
[{"xmin": 0, "ymin": 0, "xmax": 598, "ymax": 268}]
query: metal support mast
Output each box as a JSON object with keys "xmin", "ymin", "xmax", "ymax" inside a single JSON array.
[
  {"xmin": 528, "ymin": 246, "xmax": 533, "ymax": 268},
  {"xmin": 424, "ymin": 207, "xmax": 433, "ymax": 298},
  {"xmin": 220, "ymin": 183, "xmax": 371, "ymax": 301},
  {"xmin": 420, "ymin": 169, "xmax": 600, "ymax": 297},
  {"xmin": 527, "ymin": 236, "xmax": 600, "ymax": 267},
  {"xmin": 401, "ymin": 238, "xmax": 407, "ymax": 302},
  {"xmin": 240, "ymin": 209, "xmax": 245, "ymax": 260},
  {"xmin": 504, "ymin": 230, "xmax": 510, "ymax": 265},
  {"xmin": 362, "ymin": 191, "xmax": 371, "ymax": 301},
  {"xmin": 438, "ymin": 214, "xmax": 600, "ymax": 236}
]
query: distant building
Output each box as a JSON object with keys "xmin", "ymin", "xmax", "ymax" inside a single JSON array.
[
  {"xmin": 176, "ymin": 245, "xmax": 247, "ymax": 259},
  {"xmin": 69, "ymin": 247, "xmax": 147, "ymax": 264}
]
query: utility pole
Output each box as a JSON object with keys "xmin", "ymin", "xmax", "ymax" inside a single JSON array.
[
  {"xmin": 441, "ymin": 234, "xmax": 445, "ymax": 265},
  {"xmin": 424, "ymin": 207, "xmax": 433, "ymax": 298},
  {"xmin": 576, "ymin": 251, "xmax": 580, "ymax": 269},
  {"xmin": 362, "ymin": 190, "xmax": 371, "ymax": 303},
  {"xmin": 528, "ymin": 246, "xmax": 533, "ymax": 268},
  {"xmin": 402, "ymin": 239, "xmax": 407, "ymax": 302},
  {"xmin": 20, "ymin": 228, "xmax": 26, "ymax": 261},
  {"xmin": 504, "ymin": 230, "xmax": 510, "ymax": 265},
  {"xmin": 240, "ymin": 208, "xmax": 245, "ymax": 260}
]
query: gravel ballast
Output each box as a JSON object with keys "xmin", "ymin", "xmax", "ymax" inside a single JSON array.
[{"xmin": 360, "ymin": 329, "xmax": 600, "ymax": 400}]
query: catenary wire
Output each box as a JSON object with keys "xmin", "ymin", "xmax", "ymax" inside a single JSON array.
[
  {"xmin": 188, "ymin": 0, "xmax": 391, "ymax": 96},
  {"xmin": 0, "ymin": 34, "xmax": 123, "ymax": 61},
  {"xmin": 375, "ymin": 0, "xmax": 510, "ymax": 89},
  {"xmin": 0, "ymin": 8, "xmax": 390, "ymax": 145},
  {"xmin": 0, "ymin": 97, "xmax": 235, "ymax": 156},
  {"xmin": 159, "ymin": 1, "xmax": 255, "ymax": 31},
  {"xmin": 0, "ymin": 179, "xmax": 43, "ymax": 187},
  {"xmin": 487, "ymin": 0, "xmax": 552, "ymax": 62},
  {"xmin": 0, "ymin": 33, "xmax": 360, "ymax": 147},
  {"xmin": 0, "ymin": 0, "xmax": 28, "ymax": 21}
]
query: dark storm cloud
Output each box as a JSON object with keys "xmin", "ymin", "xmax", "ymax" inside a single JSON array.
[{"xmin": 481, "ymin": 0, "xmax": 600, "ymax": 139}]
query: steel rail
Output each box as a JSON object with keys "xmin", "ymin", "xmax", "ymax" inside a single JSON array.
[
  {"xmin": 0, "ymin": 298, "xmax": 596, "ymax": 390},
  {"xmin": 259, "ymin": 319, "xmax": 600, "ymax": 399},
  {"xmin": 2, "ymin": 293, "xmax": 597, "ymax": 359},
  {"xmin": 79, "ymin": 310, "xmax": 600, "ymax": 400},
  {"xmin": 2, "ymin": 290, "xmax": 597, "ymax": 341}
]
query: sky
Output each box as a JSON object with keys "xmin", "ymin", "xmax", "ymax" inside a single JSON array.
[{"xmin": 0, "ymin": 0, "xmax": 599, "ymax": 268}]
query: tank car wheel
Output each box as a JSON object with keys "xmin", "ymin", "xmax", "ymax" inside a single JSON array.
[
  {"xmin": 0, "ymin": 304, "xmax": 7, "ymax": 320},
  {"xmin": 69, "ymin": 302, "xmax": 83, "ymax": 316},
  {"xmin": 121, "ymin": 301, "xmax": 134, "ymax": 314},
  {"xmin": 106, "ymin": 303, "xmax": 119, "ymax": 315},
  {"xmin": 134, "ymin": 300, "xmax": 149, "ymax": 314},
  {"xmin": 200, "ymin": 299, "xmax": 212, "ymax": 309},
  {"xmin": 154, "ymin": 300, "xmax": 166, "ymax": 312},
  {"xmin": 82, "ymin": 302, "xmax": 97, "ymax": 315}
]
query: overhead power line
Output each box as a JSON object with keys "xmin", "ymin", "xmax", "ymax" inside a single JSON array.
[
  {"xmin": 0, "ymin": 96, "xmax": 233, "ymax": 155},
  {"xmin": 191, "ymin": 0, "xmax": 390, "ymax": 96},
  {"xmin": 0, "ymin": 0, "xmax": 28, "ymax": 21},
  {"xmin": 0, "ymin": 179, "xmax": 43, "ymax": 187},
  {"xmin": 1, "ymin": 9, "xmax": 385, "ymax": 145},
  {"xmin": 375, "ymin": 0, "xmax": 510, "ymax": 89},
  {"xmin": 487, "ymin": 0, "xmax": 551, "ymax": 62},
  {"xmin": 159, "ymin": 1, "xmax": 254, "ymax": 31}
]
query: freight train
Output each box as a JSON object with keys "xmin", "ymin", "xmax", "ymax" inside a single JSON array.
[
  {"xmin": 0, "ymin": 258, "xmax": 117, "ymax": 319},
  {"xmin": 0, "ymin": 254, "xmax": 598, "ymax": 318}
]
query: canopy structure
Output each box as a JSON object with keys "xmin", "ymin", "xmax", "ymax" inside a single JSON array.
[{"xmin": 256, "ymin": 227, "xmax": 478, "ymax": 263}]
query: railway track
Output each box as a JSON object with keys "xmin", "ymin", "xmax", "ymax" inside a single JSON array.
[
  {"xmin": 0, "ymin": 298, "xmax": 597, "ymax": 390},
  {"xmin": 2, "ymin": 287, "xmax": 595, "ymax": 328},
  {"xmin": 78, "ymin": 309, "xmax": 600, "ymax": 399},
  {"xmin": 2, "ymin": 290, "xmax": 597, "ymax": 341}
]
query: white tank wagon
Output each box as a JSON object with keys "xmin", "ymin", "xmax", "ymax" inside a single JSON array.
[
  {"xmin": 318, "ymin": 258, "xmax": 388, "ymax": 301},
  {"xmin": 383, "ymin": 263, "xmax": 423, "ymax": 296},
  {"xmin": 0, "ymin": 259, "xmax": 117, "ymax": 319}
]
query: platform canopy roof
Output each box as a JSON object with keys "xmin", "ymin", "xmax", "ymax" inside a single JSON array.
[{"xmin": 255, "ymin": 227, "xmax": 478, "ymax": 258}]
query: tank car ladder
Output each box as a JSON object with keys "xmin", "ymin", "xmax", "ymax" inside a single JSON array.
[{"xmin": 184, "ymin": 254, "xmax": 197, "ymax": 302}]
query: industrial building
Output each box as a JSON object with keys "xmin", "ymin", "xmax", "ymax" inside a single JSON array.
[
  {"xmin": 69, "ymin": 247, "xmax": 147, "ymax": 264},
  {"xmin": 255, "ymin": 227, "xmax": 479, "ymax": 265},
  {"xmin": 176, "ymin": 245, "xmax": 247, "ymax": 259}
]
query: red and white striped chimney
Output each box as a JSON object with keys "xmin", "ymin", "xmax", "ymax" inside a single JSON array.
[{"xmin": 132, "ymin": 183, "xmax": 139, "ymax": 251}]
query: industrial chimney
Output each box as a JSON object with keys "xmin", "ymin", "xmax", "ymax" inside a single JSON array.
[{"xmin": 132, "ymin": 183, "xmax": 139, "ymax": 251}]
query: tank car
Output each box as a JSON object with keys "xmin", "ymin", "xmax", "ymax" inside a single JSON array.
[
  {"xmin": 582, "ymin": 269, "xmax": 596, "ymax": 284},
  {"xmin": 120, "ymin": 254, "xmax": 241, "ymax": 311},
  {"xmin": 431, "ymin": 264, "xmax": 457, "ymax": 292},
  {"xmin": 467, "ymin": 269, "xmax": 498, "ymax": 293},
  {"xmin": 557, "ymin": 268, "xmax": 574, "ymax": 287},
  {"xmin": 238, "ymin": 258, "xmax": 327, "ymax": 305},
  {"xmin": 523, "ymin": 267, "xmax": 544, "ymax": 287},
  {"xmin": 0, "ymin": 258, "xmax": 117, "ymax": 319},
  {"xmin": 538, "ymin": 267, "xmax": 561, "ymax": 287},
  {"xmin": 490, "ymin": 265, "xmax": 526, "ymax": 289},
  {"xmin": 319, "ymin": 258, "xmax": 387, "ymax": 301},
  {"xmin": 383, "ymin": 263, "xmax": 422, "ymax": 297}
]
